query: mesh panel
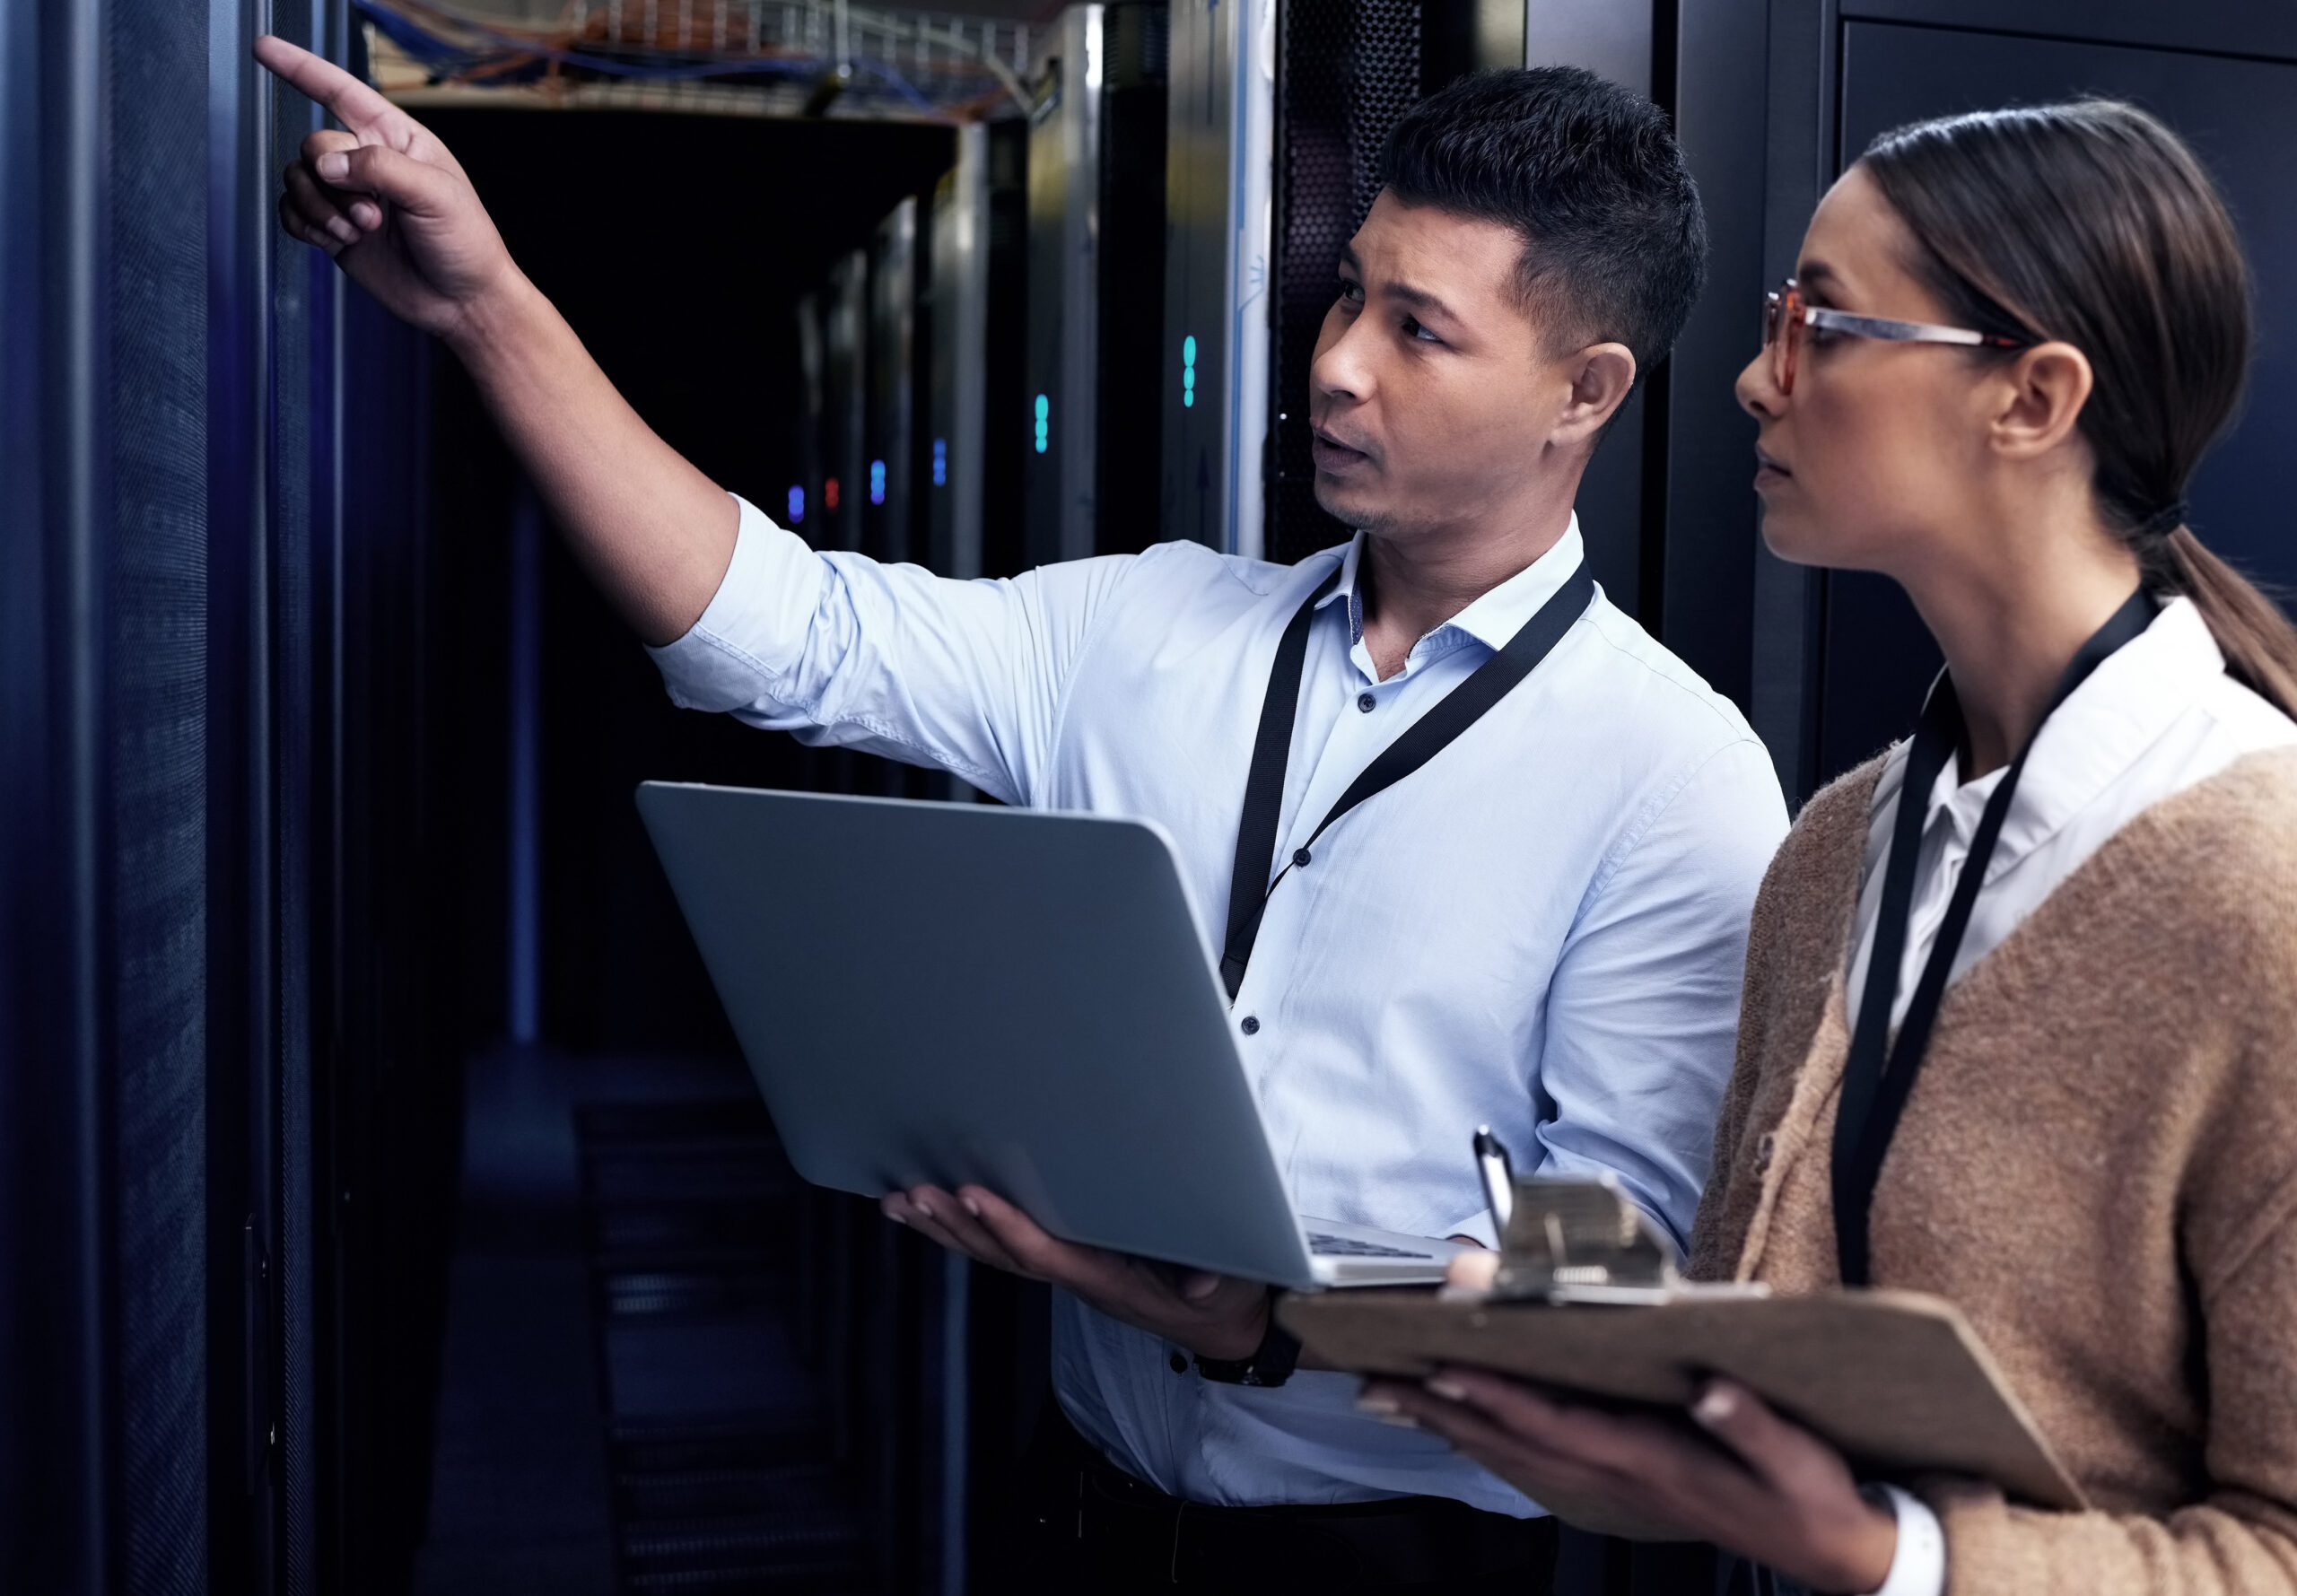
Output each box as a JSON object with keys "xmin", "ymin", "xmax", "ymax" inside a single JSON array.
[
  {"xmin": 1269, "ymin": 0, "xmax": 1423, "ymax": 566},
  {"xmin": 269, "ymin": 42, "xmax": 324, "ymax": 1591},
  {"xmin": 108, "ymin": 0, "xmax": 210, "ymax": 1587}
]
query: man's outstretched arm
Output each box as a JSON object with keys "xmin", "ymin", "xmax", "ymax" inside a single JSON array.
[{"xmin": 256, "ymin": 34, "xmax": 732, "ymax": 646}]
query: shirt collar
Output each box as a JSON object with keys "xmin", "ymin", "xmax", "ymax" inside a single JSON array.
[
  {"xmin": 1925, "ymin": 596, "xmax": 2226, "ymax": 870},
  {"xmin": 1318, "ymin": 515, "xmax": 1589, "ymax": 653}
]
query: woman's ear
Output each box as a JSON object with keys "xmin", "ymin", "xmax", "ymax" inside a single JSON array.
[
  {"xmin": 1988, "ymin": 340, "xmax": 2094, "ymax": 462},
  {"xmin": 1553, "ymin": 342, "xmax": 1638, "ymax": 451}
]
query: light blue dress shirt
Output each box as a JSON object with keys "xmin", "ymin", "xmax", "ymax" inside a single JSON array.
[{"xmin": 649, "ymin": 493, "xmax": 1787, "ymax": 1515}]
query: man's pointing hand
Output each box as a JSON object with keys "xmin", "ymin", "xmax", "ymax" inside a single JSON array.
[{"xmin": 255, "ymin": 34, "xmax": 518, "ymax": 342}]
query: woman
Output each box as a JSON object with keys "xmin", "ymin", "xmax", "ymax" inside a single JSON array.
[{"xmin": 1363, "ymin": 100, "xmax": 2297, "ymax": 1593}]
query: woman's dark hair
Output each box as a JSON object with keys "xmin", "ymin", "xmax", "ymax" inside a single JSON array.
[
  {"xmin": 1382, "ymin": 66, "xmax": 1707, "ymax": 386},
  {"xmin": 1858, "ymin": 100, "xmax": 2297, "ymax": 717}
]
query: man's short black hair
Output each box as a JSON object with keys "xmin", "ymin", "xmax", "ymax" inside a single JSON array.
[{"xmin": 1382, "ymin": 66, "xmax": 1708, "ymax": 382}]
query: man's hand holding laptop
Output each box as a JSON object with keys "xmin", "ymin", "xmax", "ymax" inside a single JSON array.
[
  {"xmin": 883, "ymin": 1179, "xmax": 1490, "ymax": 1363},
  {"xmin": 884, "ymin": 1182, "xmax": 1273, "ymax": 1360}
]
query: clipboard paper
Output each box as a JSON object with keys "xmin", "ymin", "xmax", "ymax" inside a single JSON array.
[{"xmin": 1281, "ymin": 1286, "xmax": 2084, "ymax": 1523}]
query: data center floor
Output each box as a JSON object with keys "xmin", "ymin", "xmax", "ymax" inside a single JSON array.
[{"xmin": 414, "ymin": 1047, "xmax": 869, "ymax": 1595}]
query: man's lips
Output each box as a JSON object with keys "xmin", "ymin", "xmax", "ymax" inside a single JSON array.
[
  {"xmin": 1311, "ymin": 425, "xmax": 1373, "ymax": 472},
  {"xmin": 1754, "ymin": 446, "xmax": 1792, "ymax": 478}
]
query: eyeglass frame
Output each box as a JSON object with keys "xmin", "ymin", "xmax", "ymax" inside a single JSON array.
[{"xmin": 1760, "ymin": 277, "xmax": 2035, "ymax": 395}]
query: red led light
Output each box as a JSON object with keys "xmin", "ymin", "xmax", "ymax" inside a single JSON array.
[{"xmin": 825, "ymin": 477, "xmax": 841, "ymax": 510}]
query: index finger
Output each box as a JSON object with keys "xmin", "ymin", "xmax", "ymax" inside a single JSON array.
[{"xmin": 253, "ymin": 34, "xmax": 400, "ymax": 134}]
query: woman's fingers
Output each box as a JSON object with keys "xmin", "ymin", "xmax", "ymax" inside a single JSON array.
[
  {"xmin": 1424, "ymin": 1368, "xmax": 1668, "ymax": 1476},
  {"xmin": 1445, "ymin": 1248, "xmax": 1501, "ymax": 1291},
  {"xmin": 1690, "ymin": 1380, "xmax": 1837, "ymax": 1495},
  {"xmin": 1366, "ymin": 1381, "xmax": 1618, "ymax": 1496}
]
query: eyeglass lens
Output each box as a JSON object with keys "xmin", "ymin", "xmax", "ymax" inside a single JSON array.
[{"xmin": 1764, "ymin": 283, "xmax": 1802, "ymax": 395}]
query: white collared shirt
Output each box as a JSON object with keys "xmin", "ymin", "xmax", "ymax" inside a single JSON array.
[
  {"xmin": 1849, "ymin": 597, "xmax": 2297, "ymax": 1034},
  {"xmin": 1844, "ymin": 596, "xmax": 2297, "ymax": 1596},
  {"xmin": 649, "ymin": 494, "xmax": 1787, "ymax": 1513}
]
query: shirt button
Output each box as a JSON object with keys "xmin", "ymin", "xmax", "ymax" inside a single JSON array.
[
  {"xmin": 1755, "ymin": 1130, "xmax": 1777, "ymax": 1172},
  {"xmin": 1357, "ymin": 692, "xmax": 1376, "ymax": 712},
  {"xmin": 1169, "ymin": 1351, "xmax": 1189, "ymax": 1374},
  {"xmin": 1292, "ymin": 847, "xmax": 1312, "ymax": 868},
  {"xmin": 1240, "ymin": 1016, "xmax": 1261, "ymax": 1036}
]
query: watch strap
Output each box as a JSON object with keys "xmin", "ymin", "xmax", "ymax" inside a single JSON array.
[{"xmin": 1192, "ymin": 1297, "xmax": 1301, "ymax": 1387}]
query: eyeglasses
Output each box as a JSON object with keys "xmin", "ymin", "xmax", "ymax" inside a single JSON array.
[{"xmin": 1760, "ymin": 278, "xmax": 2034, "ymax": 395}]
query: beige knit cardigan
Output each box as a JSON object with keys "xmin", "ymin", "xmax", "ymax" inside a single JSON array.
[{"xmin": 1688, "ymin": 746, "xmax": 2297, "ymax": 1594}]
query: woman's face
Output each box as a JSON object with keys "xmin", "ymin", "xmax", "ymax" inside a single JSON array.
[{"xmin": 1735, "ymin": 165, "xmax": 2004, "ymax": 576}]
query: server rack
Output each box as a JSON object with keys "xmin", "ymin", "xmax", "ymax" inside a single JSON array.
[
  {"xmin": 926, "ymin": 119, "xmax": 1029, "ymax": 584},
  {"xmin": 823, "ymin": 250, "xmax": 869, "ymax": 554},
  {"xmin": 1162, "ymin": 0, "xmax": 1273, "ymax": 557},
  {"xmin": 1022, "ymin": 3, "xmax": 1171, "ymax": 567},
  {"xmin": 4, "ymin": 5, "xmax": 450, "ymax": 1592},
  {"xmin": 865, "ymin": 196, "xmax": 919, "ymax": 569},
  {"xmin": 790, "ymin": 291, "xmax": 826, "ymax": 540}
]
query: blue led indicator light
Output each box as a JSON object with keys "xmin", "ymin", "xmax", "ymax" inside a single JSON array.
[
  {"xmin": 1182, "ymin": 334, "xmax": 1197, "ymax": 409},
  {"xmin": 1034, "ymin": 393, "xmax": 1050, "ymax": 455},
  {"xmin": 869, "ymin": 459, "xmax": 886, "ymax": 505},
  {"xmin": 931, "ymin": 438, "xmax": 948, "ymax": 486},
  {"xmin": 787, "ymin": 485, "xmax": 805, "ymax": 524}
]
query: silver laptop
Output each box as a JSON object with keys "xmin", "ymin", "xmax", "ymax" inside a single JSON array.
[{"xmin": 636, "ymin": 781, "xmax": 1464, "ymax": 1289}]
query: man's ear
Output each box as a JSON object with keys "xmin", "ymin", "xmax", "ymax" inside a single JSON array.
[
  {"xmin": 1553, "ymin": 342, "xmax": 1638, "ymax": 451},
  {"xmin": 1987, "ymin": 340, "xmax": 2093, "ymax": 462}
]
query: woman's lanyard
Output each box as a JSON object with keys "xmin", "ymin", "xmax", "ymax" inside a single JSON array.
[
  {"xmin": 1217, "ymin": 557, "xmax": 1595, "ymax": 1001},
  {"xmin": 1831, "ymin": 586, "xmax": 2158, "ymax": 1285}
]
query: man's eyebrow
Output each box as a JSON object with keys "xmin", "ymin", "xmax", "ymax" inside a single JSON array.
[
  {"xmin": 1387, "ymin": 280, "xmax": 1461, "ymax": 322},
  {"xmin": 1334, "ymin": 247, "xmax": 1463, "ymax": 323}
]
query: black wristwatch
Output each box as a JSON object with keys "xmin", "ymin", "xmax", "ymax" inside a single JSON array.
[{"xmin": 1192, "ymin": 1294, "xmax": 1302, "ymax": 1388}]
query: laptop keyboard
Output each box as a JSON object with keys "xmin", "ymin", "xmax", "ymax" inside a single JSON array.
[{"xmin": 1306, "ymin": 1232, "xmax": 1435, "ymax": 1260}]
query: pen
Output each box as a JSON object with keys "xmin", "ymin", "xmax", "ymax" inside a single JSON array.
[{"xmin": 1472, "ymin": 1124, "xmax": 1515, "ymax": 1241}]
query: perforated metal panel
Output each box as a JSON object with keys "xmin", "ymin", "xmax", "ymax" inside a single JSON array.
[
  {"xmin": 109, "ymin": 0, "xmax": 213, "ymax": 1588},
  {"xmin": 1268, "ymin": 0, "xmax": 1424, "ymax": 566}
]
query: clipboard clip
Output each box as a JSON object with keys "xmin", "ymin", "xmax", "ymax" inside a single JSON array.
[{"xmin": 1491, "ymin": 1173, "xmax": 1686, "ymax": 1305}]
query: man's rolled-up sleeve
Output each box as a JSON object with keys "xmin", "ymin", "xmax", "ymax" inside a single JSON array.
[{"xmin": 647, "ymin": 493, "xmax": 1134, "ymax": 807}]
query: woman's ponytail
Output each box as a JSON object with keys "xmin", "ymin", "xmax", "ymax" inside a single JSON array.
[{"xmin": 2160, "ymin": 526, "xmax": 2297, "ymax": 719}]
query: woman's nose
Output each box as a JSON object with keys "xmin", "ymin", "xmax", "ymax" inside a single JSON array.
[{"xmin": 1734, "ymin": 348, "xmax": 1780, "ymax": 421}]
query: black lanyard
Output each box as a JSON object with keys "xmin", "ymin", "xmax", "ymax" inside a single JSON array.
[
  {"xmin": 1831, "ymin": 586, "xmax": 2157, "ymax": 1285},
  {"xmin": 1218, "ymin": 557, "xmax": 1595, "ymax": 1000}
]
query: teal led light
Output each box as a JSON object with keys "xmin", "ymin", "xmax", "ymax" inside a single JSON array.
[
  {"xmin": 869, "ymin": 459, "xmax": 886, "ymax": 505},
  {"xmin": 1034, "ymin": 393, "xmax": 1050, "ymax": 454},
  {"xmin": 1182, "ymin": 334, "xmax": 1197, "ymax": 408}
]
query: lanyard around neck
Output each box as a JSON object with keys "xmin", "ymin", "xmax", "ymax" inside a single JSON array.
[
  {"xmin": 1830, "ymin": 585, "xmax": 2158, "ymax": 1285},
  {"xmin": 1217, "ymin": 556, "xmax": 1595, "ymax": 1001}
]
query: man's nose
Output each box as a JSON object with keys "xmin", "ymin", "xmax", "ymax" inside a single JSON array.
[{"xmin": 1310, "ymin": 312, "xmax": 1368, "ymax": 408}]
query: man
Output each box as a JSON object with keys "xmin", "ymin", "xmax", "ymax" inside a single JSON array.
[{"xmin": 261, "ymin": 41, "xmax": 1786, "ymax": 1591}]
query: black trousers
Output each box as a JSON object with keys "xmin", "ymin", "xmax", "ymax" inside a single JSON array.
[{"xmin": 1007, "ymin": 1406, "xmax": 1561, "ymax": 1593}]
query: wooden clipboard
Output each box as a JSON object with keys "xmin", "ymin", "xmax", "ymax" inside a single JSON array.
[{"xmin": 1280, "ymin": 1286, "xmax": 2084, "ymax": 1536}]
